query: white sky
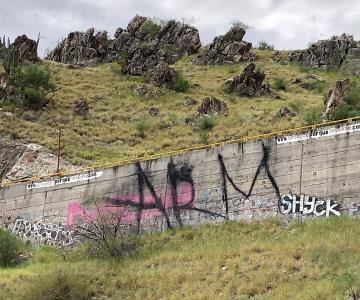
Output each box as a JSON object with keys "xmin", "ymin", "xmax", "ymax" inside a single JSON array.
[{"xmin": 1, "ymin": 0, "xmax": 360, "ymax": 57}]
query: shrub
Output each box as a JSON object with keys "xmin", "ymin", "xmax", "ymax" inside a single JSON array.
[
  {"xmin": 141, "ymin": 19, "xmax": 162, "ymax": 38},
  {"xmin": 258, "ymin": 40, "xmax": 274, "ymax": 50},
  {"xmin": 172, "ymin": 72, "xmax": 189, "ymax": 93},
  {"xmin": 0, "ymin": 229, "xmax": 23, "ymax": 268},
  {"xmin": 199, "ymin": 131, "xmax": 209, "ymax": 144},
  {"xmin": 8, "ymin": 64, "xmax": 57, "ymax": 109},
  {"xmin": 304, "ymin": 106, "xmax": 323, "ymax": 125},
  {"xmin": 17, "ymin": 268, "xmax": 96, "ymax": 300},
  {"xmin": 327, "ymin": 104, "xmax": 360, "ymax": 121},
  {"xmin": 197, "ymin": 115, "xmax": 216, "ymax": 131},
  {"xmin": 288, "ymin": 100, "xmax": 302, "ymax": 114},
  {"xmin": 272, "ymin": 77, "xmax": 286, "ymax": 91},
  {"xmin": 135, "ymin": 118, "xmax": 149, "ymax": 138}
]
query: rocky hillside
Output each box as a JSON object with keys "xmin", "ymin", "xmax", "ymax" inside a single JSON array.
[{"xmin": 1, "ymin": 16, "xmax": 360, "ymax": 181}]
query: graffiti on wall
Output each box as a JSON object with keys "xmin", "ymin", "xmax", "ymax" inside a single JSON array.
[
  {"xmin": 67, "ymin": 160, "xmax": 227, "ymax": 232},
  {"xmin": 218, "ymin": 144, "xmax": 281, "ymax": 216},
  {"xmin": 279, "ymin": 194, "xmax": 342, "ymax": 217},
  {"xmin": 0, "ymin": 215, "xmax": 79, "ymax": 246}
]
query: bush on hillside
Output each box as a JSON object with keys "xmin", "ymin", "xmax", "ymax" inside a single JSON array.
[
  {"xmin": 17, "ymin": 268, "xmax": 96, "ymax": 300},
  {"xmin": 172, "ymin": 72, "xmax": 189, "ymax": 92},
  {"xmin": 8, "ymin": 64, "xmax": 58, "ymax": 109},
  {"xmin": 258, "ymin": 40, "xmax": 274, "ymax": 50},
  {"xmin": 272, "ymin": 77, "xmax": 286, "ymax": 91},
  {"xmin": 0, "ymin": 229, "xmax": 23, "ymax": 267}
]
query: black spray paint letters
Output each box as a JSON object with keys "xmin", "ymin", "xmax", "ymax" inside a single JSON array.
[
  {"xmin": 218, "ymin": 144, "xmax": 281, "ymax": 215},
  {"xmin": 279, "ymin": 194, "xmax": 341, "ymax": 217}
]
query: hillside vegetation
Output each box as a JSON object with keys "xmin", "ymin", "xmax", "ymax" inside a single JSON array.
[
  {"xmin": 0, "ymin": 49, "xmax": 347, "ymax": 166},
  {"xmin": 0, "ymin": 217, "xmax": 359, "ymax": 299}
]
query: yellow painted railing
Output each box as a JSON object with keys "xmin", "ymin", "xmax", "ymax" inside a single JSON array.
[{"xmin": 2, "ymin": 116, "xmax": 360, "ymax": 188}]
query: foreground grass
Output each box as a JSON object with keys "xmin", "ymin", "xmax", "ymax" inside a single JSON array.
[
  {"xmin": 0, "ymin": 217, "xmax": 359, "ymax": 299},
  {"xmin": 0, "ymin": 49, "xmax": 349, "ymax": 167}
]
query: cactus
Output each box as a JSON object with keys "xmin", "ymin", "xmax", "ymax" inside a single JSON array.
[{"xmin": 0, "ymin": 36, "xmax": 20, "ymax": 76}]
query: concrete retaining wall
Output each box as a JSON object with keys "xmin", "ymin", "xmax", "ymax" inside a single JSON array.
[{"xmin": 1, "ymin": 121, "xmax": 359, "ymax": 246}]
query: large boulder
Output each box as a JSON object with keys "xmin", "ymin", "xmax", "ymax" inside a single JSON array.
[
  {"xmin": 325, "ymin": 78, "xmax": 350, "ymax": 114},
  {"xmin": 149, "ymin": 63, "xmax": 176, "ymax": 88},
  {"xmin": 46, "ymin": 28, "xmax": 111, "ymax": 65},
  {"xmin": 11, "ymin": 35, "xmax": 38, "ymax": 63},
  {"xmin": 196, "ymin": 96, "xmax": 229, "ymax": 116},
  {"xmin": 287, "ymin": 34, "xmax": 360, "ymax": 71},
  {"xmin": 193, "ymin": 26, "xmax": 254, "ymax": 65},
  {"xmin": 223, "ymin": 63, "xmax": 273, "ymax": 97}
]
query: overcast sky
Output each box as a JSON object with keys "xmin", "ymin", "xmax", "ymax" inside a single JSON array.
[{"xmin": 1, "ymin": 0, "xmax": 360, "ymax": 57}]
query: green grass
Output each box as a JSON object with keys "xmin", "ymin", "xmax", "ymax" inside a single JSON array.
[
  {"xmin": 0, "ymin": 50, "xmax": 349, "ymax": 166},
  {"xmin": 0, "ymin": 217, "xmax": 359, "ymax": 299}
]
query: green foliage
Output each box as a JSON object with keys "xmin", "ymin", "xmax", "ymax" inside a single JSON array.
[
  {"xmin": 17, "ymin": 268, "xmax": 96, "ymax": 300},
  {"xmin": 327, "ymin": 81, "xmax": 360, "ymax": 121},
  {"xmin": 272, "ymin": 77, "xmax": 286, "ymax": 91},
  {"xmin": 288, "ymin": 99, "xmax": 302, "ymax": 114},
  {"xmin": 304, "ymin": 106, "xmax": 323, "ymax": 125},
  {"xmin": 230, "ymin": 19, "xmax": 250, "ymax": 31},
  {"xmin": 258, "ymin": 40, "xmax": 274, "ymax": 50},
  {"xmin": 8, "ymin": 64, "xmax": 57, "ymax": 109},
  {"xmin": 199, "ymin": 131, "xmax": 209, "ymax": 144},
  {"xmin": 135, "ymin": 118, "xmax": 150, "ymax": 138},
  {"xmin": 0, "ymin": 229, "xmax": 23, "ymax": 268},
  {"xmin": 141, "ymin": 19, "xmax": 162, "ymax": 39},
  {"xmin": 161, "ymin": 43, "xmax": 178, "ymax": 58},
  {"xmin": 197, "ymin": 115, "xmax": 216, "ymax": 131},
  {"xmin": 172, "ymin": 72, "xmax": 189, "ymax": 92}
]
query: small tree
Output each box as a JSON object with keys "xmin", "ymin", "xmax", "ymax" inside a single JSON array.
[
  {"xmin": 258, "ymin": 40, "xmax": 275, "ymax": 50},
  {"xmin": 8, "ymin": 64, "xmax": 59, "ymax": 109},
  {"xmin": 74, "ymin": 201, "xmax": 138, "ymax": 258}
]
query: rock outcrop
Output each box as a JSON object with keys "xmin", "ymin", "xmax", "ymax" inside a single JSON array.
[
  {"xmin": 46, "ymin": 15, "xmax": 201, "ymax": 73},
  {"xmin": 223, "ymin": 63, "xmax": 273, "ymax": 97},
  {"xmin": 287, "ymin": 34, "xmax": 360, "ymax": 72},
  {"xmin": 11, "ymin": 35, "xmax": 38, "ymax": 63},
  {"xmin": 196, "ymin": 96, "xmax": 229, "ymax": 116},
  {"xmin": 193, "ymin": 26, "xmax": 254, "ymax": 65},
  {"xmin": 46, "ymin": 28, "xmax": 110, "ymax": 65},
  {"xmin": 116, "ymin": 15, "xmax": 201, "ymax": 75},
  {"xmin": 325, "ymin": 78, "xmax": 350, "ymax": 114}
]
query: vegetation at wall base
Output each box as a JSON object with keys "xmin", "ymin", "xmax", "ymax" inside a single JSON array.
[{"xmin": 0, "ymin": 217, "xmax": 359, "ymax": 300}]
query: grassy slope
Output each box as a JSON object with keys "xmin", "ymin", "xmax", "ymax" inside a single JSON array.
[
  {"xmin": 0, "ymin": 50, "xmax": 343, "ymax": 166},
  {"xmin": 0, "ymin": 217, "xmax": 359, "ymax": 300}
]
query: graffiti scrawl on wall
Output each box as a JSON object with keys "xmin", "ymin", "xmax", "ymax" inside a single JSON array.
[
  {"xmin": 279, "ymin": 194, "xmax": 342, "ymax": 217},
  {"xmin": 0, "ymin": 215, "xmax": 78, "ymax": 246}
]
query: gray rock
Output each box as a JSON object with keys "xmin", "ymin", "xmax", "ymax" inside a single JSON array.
[
  {"xmin": 292, "ymin": 74, "xmax": 324, "ymax": 90},
  {"xmin": 46, "ymin": 15, "xmax": 201, "ymax": 73},
  {"xmin": 325, "ymin": 78, "xmax": 350, "ymax": 114},
  {"xmin": 287, "ymin": 34, "xmax": 359, "ymax": 70},
  {"xmin": 46, "ymin": 28, "xmax": 110, "ymax": 65},
  {"xmin": 223, "ymin": 63, "xmax": 274, "ymax": 97},
  {"xmin": 11, "ymin": 35, "xmax": 38, "ymax": 63},
  {"xmin": 278, "ymin": 107, "xmax": 296, "ymax": 118},
  {"xmin": 196, "ymin": 96, "xmax": 229, "ymax": 116},
  {"xmin": 74, "ymin": 98, "xmax": 89, "ymax": 115},
  {"xmin": 193, "ymin": 26, "xmax": 254, "ymax": 65},
  {"xmin": 147, "ymin": 107, "xmax": 159, "ymax": 116},
  {"xmin": 340, "ymin": 59, "xmax": 360, "ymax": 76},
  {"xmin": 149, "ymin": 63, "xmax": 176, "ymax": 88}
]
